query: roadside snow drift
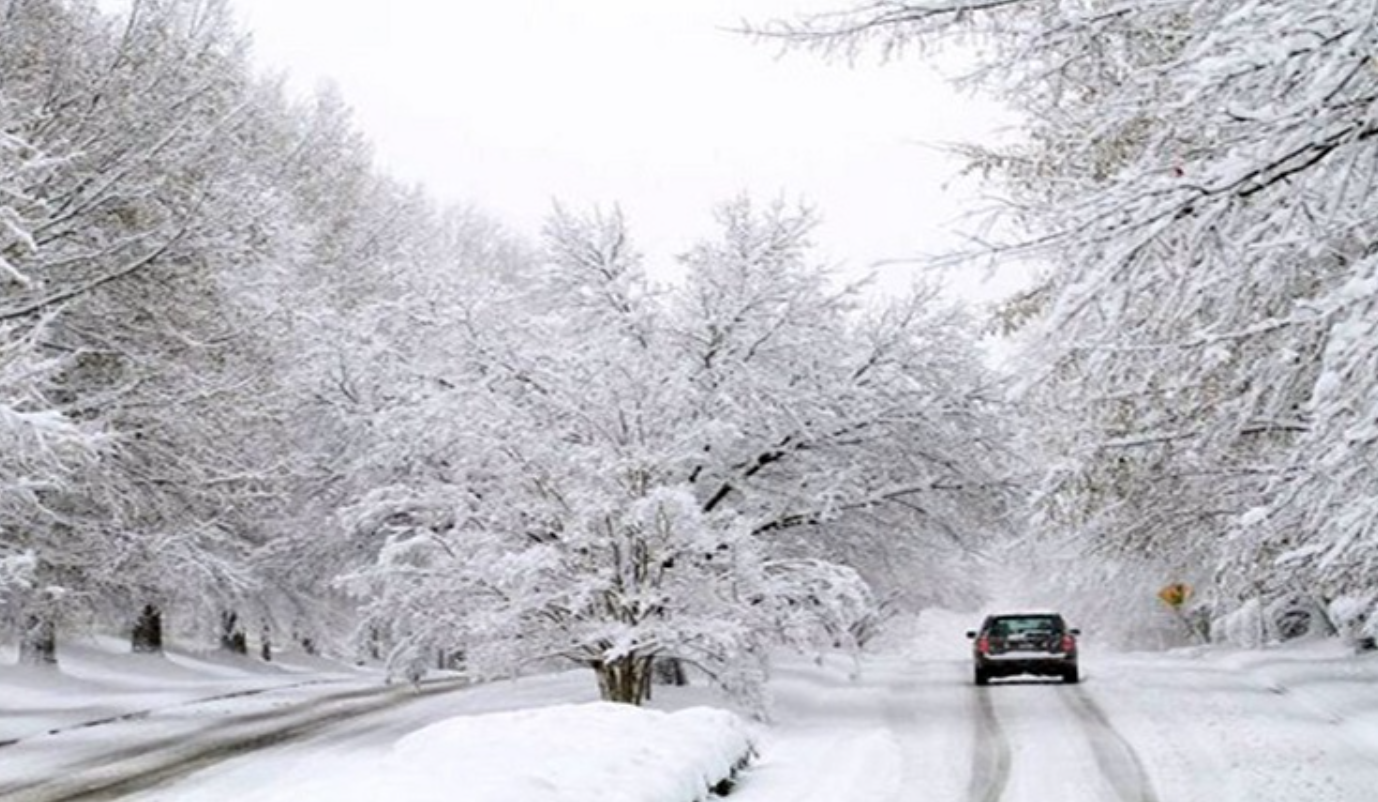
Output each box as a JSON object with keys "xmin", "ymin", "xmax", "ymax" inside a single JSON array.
[{"xmin": 250, "ymin": 702, "xmax": 754, "ymax": 802}]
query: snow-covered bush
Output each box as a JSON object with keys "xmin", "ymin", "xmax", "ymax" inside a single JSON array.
[
  {"xmin": 1262, "ymin": 595, "xmax": 1335, "ymax": 642},
  {"xmin": 1328, "ymin": 595, "xmax": 1378, "ymax": 651},
  {"xmin": 1211, "ymin": 600, "xmax": 1265, "ymax": 649}
]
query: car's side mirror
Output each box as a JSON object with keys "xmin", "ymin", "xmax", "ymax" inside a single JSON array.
[
  {"xmin": 1070, "ymin": 628, "xmax": 1081, "ymax": 636},
  {"xmin": 965, "ymin": 631, "xmax": 977, "ymax": 639}
]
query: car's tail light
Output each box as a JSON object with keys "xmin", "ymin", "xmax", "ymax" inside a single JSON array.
[{"xmin": 1060, "ymin": 634, "xmax": 1075, "ymax": 653}]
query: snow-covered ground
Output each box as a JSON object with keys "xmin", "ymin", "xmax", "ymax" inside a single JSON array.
[
  {"xmin": 5, "ymin": 611, "xmax": 1378, "ymax": 801},
  {"xmin": 0, "ymin": 638, "xmax": 368, "ymax": 745}
]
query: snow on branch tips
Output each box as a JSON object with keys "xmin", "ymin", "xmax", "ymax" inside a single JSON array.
[{"xmin": 336, "ymin": 197, "xmax": 1011, "ymax": 705}]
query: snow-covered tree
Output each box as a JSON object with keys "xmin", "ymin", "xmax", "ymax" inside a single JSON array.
[
  {"xmin": 673, "ymin": 199, "xmax": 1010, "ymax": 610},
  {"xmin": 341, "ymin": 199, "xmax": 1012, "ymax": 705},
  {"xmin": 0, "ymin": 314, "xmax": 105, "ymax": 663},
  {"xmin": 768, "ymin": 0, "xmax": 1378, "ymax": 638},
  {"xmin": 250, "ymin": 174, "xmax": 537, "ymax": 657},
  {"xmin": 0, "ymin": 0, "xmax": 324, "ymax": 659},
  {"xmin": 1, "ymin": 0, "xmax": 559, "ymax": 666},
  {"xmin": 0, "ymin": 118, "xmax": 105, "ymax": 662}
]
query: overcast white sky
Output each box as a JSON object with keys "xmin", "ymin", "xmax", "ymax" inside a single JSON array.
[{"xmin": 228, "ymin": 0, "xmax": 1013, "ymax": 301}]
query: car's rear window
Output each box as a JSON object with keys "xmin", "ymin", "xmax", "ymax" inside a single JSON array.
[{"xmin": 987, "ymin": 616, "xmax": 1062, "ymax": 635}]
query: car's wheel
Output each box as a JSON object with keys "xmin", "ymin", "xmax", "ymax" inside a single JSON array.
[
  {"xmin": 1063, "ymin": 665, "xmax": 1080, "ymax": 684},
  {"xmin": 974, "ymin": 667, "xmax": 989, "ymax": 686}
]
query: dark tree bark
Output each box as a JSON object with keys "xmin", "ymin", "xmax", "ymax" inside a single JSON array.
[
  {"xmin": 652, "ymin": 656, "xmax": 688, "ymax": 687},
  {"xmin": 366, "ymin": 626, "xmax": 383, "ymax": 661},
  {"xmin": 219, "ymin": 611, "xmax": 247, "ymax": 655},
  {"xmin": 19, "ymin": 613, "xmax": 58, "ymax": 666},
  {"xmin": 593, "ymin": 654, "xmax": 654, "ymax": 705},
  {"xmin": 131, "ymin": 604, "xmax": 164, "ymax": 654},
  {"xmin": 298, "ymin": 633, "xmax": 318, "ymax": 656},
  {"xmin": 260, "ymin": 624, "xmax": 272, "ymax": 662}
]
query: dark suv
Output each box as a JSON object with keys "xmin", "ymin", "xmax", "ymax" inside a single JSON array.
[{"xmin": 967, "ymin": 612, "xmax": 1079, "ymax": 685}]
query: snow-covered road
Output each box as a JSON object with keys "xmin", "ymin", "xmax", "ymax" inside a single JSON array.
[
  {"xmin": 733, "ymin": 644, "xmax": 1378, "ymax": 802},
  {"xmin": 0, "ymin": 677, "xmax": 477, "ymax": 802},
  {"xmin": 6, "ymin": 627, "xmax": 1378, "ymax": 801}
]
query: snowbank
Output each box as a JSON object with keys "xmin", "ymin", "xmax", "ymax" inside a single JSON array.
[{"xmin": 251, "ymin": 702, "xmax": 754, "ymax": 802}]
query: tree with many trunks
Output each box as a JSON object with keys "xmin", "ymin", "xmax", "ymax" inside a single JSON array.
[{"xmin": 339, "ymin": 199, "xmax": 1013, "ymax": 705}]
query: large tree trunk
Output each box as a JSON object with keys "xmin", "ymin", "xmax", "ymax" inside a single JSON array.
[
  {"xmin": 19, "ymin": 612, "xmax": 58, "ymax": 667},
  {"xmin": 593, "ymin": 654, "xmax": 654, "ymax": 705},
  {"xmin": 131, "ymin": 603, "xmax": 164, "ymax": 654}
]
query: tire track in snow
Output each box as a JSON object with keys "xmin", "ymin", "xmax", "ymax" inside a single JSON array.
[
  {"xmin": 0, "ymin": 678, "xmax": 347, "ymax": 750},
  {"xmin": 0, "ymin": 679, "xmax": 468, "ymax": 802},
  {"xmin": 1061, "ymin": 686, "xmax": 1160, "ymax": 802},
  {"xmin": 967, "ymin": 688, "xmax": 1010, "ymax": 802}
]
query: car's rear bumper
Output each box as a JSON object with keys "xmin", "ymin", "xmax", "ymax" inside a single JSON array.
[{"xmin": 976, "ymin": 655, "xmax": 1076, "ymax": 677}]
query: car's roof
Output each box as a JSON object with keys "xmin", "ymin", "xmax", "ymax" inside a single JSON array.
[{"xmin": 983, "ymin": 611, "xmax": 1066, "ymax": 620}]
